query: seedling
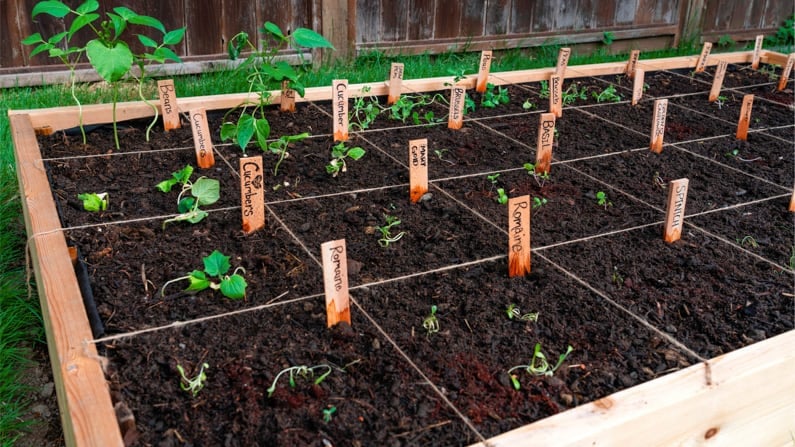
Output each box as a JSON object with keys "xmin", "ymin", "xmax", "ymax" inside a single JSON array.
[
  {"xmin": 177, "ymin": 362, "xmax": 209, "ymax": 397},
  {"xmin": 349, "ymin": 86, "xmax": 383, "ymax": 131},
  {"xmin": 266, "ymin": 364, "xmax": 332, "ymax": 397},
  {"xmin": 532, "ymin": 197, "xmax": 548, "ymax": 210},
  {"xmin": 326, "ymin": 142, "xmax": 366, "ymax": 177},
  {"xmin": 389, "ymin": 93, "xmax": 445, "ymax": 124},
  {"xmin": 539, "ymin": 80, "xmax": 550, "ymax": 99},
  {"xmin": 561, "ymin": 83, "xmax": 588, "ymax": 105},
  {"xmin": 157, "ymin": 165, "xmax": 220, "ymax": 228},
  {"xmin": 508, "ymin": 343, "xmax": 574, "ymax": 389},
  {"xmin": 422, "ymin": 305, "xmax": 440, "ymax": 337},
  {"xmin": 77, "ymin": 192, "xmax": 108, "ymax": 212},
  {"xmin": 612, "ymin": 266, "xmax": 624, "ymax": 288},
  {"xmin": 376, "ymin": 214, "xmax": 406, "ymax": 247},
  {"xmin": 725, "ymin": 148, "xmax": 740, "ymax": 158},
  {"xmin": 522, "ymin": 99, "xmax": 536, "ymax": 110},
  {"xmin": 592, "ymin": 85, "xmax": 622, "ymax": 103},
  {"xmin": 322, "ymin": 406, "xmax": 337, "ymax": 423},
  {"xmin": 160, "ymin": 250, "xmax": 247, "ymax": 300},
  {"xmin": 433, "ymin": 149, "xmax": 448, "ymax": 159},
  {"xmin": 738, "ymin": 235, "xmax": 759, "ymax": 248},
  {"xmin": 495, "ymin": 188, "xmax": 509, "ymax": 205},
  {"xmin": 487, "ymin": 173, "xmax": 501, "ymax": 190},
  {"xmin": 715, "ymin": 95, "xmax": 728, "ymax": 110},
  {"xmin": 522, "ymin": 162, "xmax": 550, "ymax": 187},
  {"xmin": 266, "ymin": 132, "xmax": 310, "ymax": 175},
  {"xmin": 596, "ymin": 191, "xmax": 612, "ymax": 209},
  {"xmin": 481, "ymin": 83, "xmax": 510, "ymax": 108},
  {"xmin": 505, "ymin": 303, "xmax": 539, "ymax": 322}
]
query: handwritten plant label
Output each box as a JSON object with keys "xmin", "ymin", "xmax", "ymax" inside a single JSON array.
[
  {"xmin": 555, "ymin": 47, "xmax": 571, "ymax": 78},
  {"xmin": 650, "ymin": 99, "xmax": 668, "ymax": 153},
  {"xmin": 189, "ymin": 108, "xmax": 215, "ymax": 168},
  {"xmin": 694, "ymin": 42, "xmax": 712, "ymax": 73},
  {"xmin": 632, "ymin": 68, "xmax": 645, "ymax": 105},
  {"xmin": 664, "ymin": 178, "xmax": 689, "ymax": 243},
  {"xmin": 752, "ymin": 35, "xmax": 763, "ymax": 69},
  {"xmin": 476, "ymin": 50, "xmax": 493, "ymax": 93},
  {"xmin": 333, "ymin": 79, "xmax": 349, "ymax": 141},
  {"xmin": 627, "ymin": 50, "xmax": 640, "ymax": 78},
  {"xmin": 508, "ymin": 196, "xmax": 531, "ymax": 277},
  {"xmin": 536, "ymin": 113, "xmax": 556, "ymax": 174},
  {"xmin": 549, "ymin": 74, "xmax": 562, "ymax": 117},
  {"xmin": 388, "ymin": 63, "xmax": 404, "ymax": 104},
  {"xmin": 321, "ymin": 239, "xmax": 351, "ymax": 327},
  {"xmin": 736, "ymin": 94, "xmax": 754, "ymax": 141},
  {"xmin": 709, "ymin": 60, "xmax": 728, "ymax": 102},
  {"xmin": 157, "ymin": 80, "xmax": 180, "ymax": 131},
  {"xmin": 790, "ymin": 187, "xmax": 795, "ymax": 212},
  {"xmin": 280, "ymin": 80, "xmax": 296, "ymax": 112},
  {"xmin": 240, "ymin": 156, "xmax": 265, "ymax": 234},
  {"xmin": 448, "ymin": 85, "xmax": 466, "ymax": 129},
  {"xmin": 778, "ymin": 53, "xmax": 794, "ymax": 91},
  {"xmin": 409, "ymin": 138, "xmax": 429, "ymax": 203}
]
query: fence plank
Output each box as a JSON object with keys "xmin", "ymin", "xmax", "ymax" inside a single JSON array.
[
  {"xmin": 485, "ymin": 0, "xmax": 511, "ymax": 36},
  {"xmin": 407, "ymin": 0, "xmax": 434, "ymax": 41},
  {"xmin": 435, "ymin": 0, "xmax": 462, "ymax": 38},
  {"xmin": 596, "ymin": 0, "xmax": 617, "ymax": 27},
  {"xmin": 510, "ymin": 0, "xmax": 533, "ymax": 34},
  {"xmin": 381, "ymin": 0, "xmax": 408, "ymax": 42},
  {"xmin": 461, "ymin": 0, "xmax": 485, "ymax": 38},
  {"xmin": 356, "ymin": 0, "xmax": 380, "ymax": 44}
]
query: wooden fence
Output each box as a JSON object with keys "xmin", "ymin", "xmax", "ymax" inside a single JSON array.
[{"xmin": 1, "ymin": 0, "xmax": 792, "ymax": 75}]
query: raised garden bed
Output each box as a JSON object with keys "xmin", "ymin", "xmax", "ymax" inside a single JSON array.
[{"xmin": 10, "ymin": 50, "xmax": 795, "ymax": 446}]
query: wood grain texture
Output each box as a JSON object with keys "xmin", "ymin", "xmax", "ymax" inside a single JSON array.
[
  {"xmin": 485, "ymin": 0, "xmax": 510, "ymax": 36},
  {"xmin": 407, "ymin": 0, "xmax": 435, "ymax": 41},
  {"xmin": 460, "ymin": 0, "xmax": 485, "ymax": 38},
  {"xmin": 435, "ymin": 0, "xmax": 462, "ymax": 38},
  {"xmin": 355, "ymin": 0, "xmax": 380, "ymax": 43},
  {"xmin": 381, "ymin": 0, "xmax": 408, "ymax": 42},
  {"xmin": 510, "ymin": 0, "xmax": 533, "ymax": 34}
]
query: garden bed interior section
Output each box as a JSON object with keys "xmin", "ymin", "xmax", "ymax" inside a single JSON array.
[{"xmin": 11, "ymin": 50, "xmax": 795, "ymax": 447}]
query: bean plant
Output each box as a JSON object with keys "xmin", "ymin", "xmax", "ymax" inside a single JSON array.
[
  {"xmin": 77, "ymin": 192, "xmax": 108, "ymax": 212},
  {"xmin": 326, "ymin": 142, "xmax": 366, "ymax": 177}
]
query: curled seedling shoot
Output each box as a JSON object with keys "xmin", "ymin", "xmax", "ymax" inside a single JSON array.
[
  {"xmin": 376, "ymin": 214, "xmax": 406, "ymax": 247},
  {"xmin": 177, "ymin": 362, "xmax": 209, "ymax": 397},
  {"xmin": 739, "ymin": 235, "xmax": 758, "ymax": 248},
  {"xmin": 266, "ymin": 364, "xmax": 332, "ymax": 397},
  {"xmin": 77, "ymin": 192, "xmax": 108, "ymax": 212},
  {"xmin": 423, "ymin": 305, "xmax": 440, "ymax": 337},
  {"xmin": 505, "ymin": 303, "xmax": 539, "ymax": 322},
  {"xmin": 508, "ymin": 343, "xmax": 574, "ymax": 389}
]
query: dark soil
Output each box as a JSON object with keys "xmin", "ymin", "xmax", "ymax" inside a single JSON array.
[{"xmin": 30, "ymin": 63, "xmax": 795, "ymax": 446}]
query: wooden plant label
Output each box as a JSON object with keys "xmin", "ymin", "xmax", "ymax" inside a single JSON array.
[
  {"xmin": 632, "ymin": 68, "xmax": 645, "ymax": 105},
  {"xmin": 409, "ymin": 138, "xmax": 429, "ymax": 203},
  {"xmin": 694, "ymin": 42, "xmax": 712, "ymax": 73},
  {"xmin": 321, "ymin": 239, "xmax": 351, "ymax": 327},
  {"xmin": 536, "ymin": 112, "xmax": 556, "ymax": 174},
  {"xmin": 709, "ymin": 60, "xmax": 728, "ymax": 102},
  {"xmin": 508, "ymin": 196, "xmax": 531, "ymax": 277},
  {"xmin": 333, "ymin": 79, "xmax": 349, "ymax": 141},
  {"xmin": 736, "ymin": 94, "xmax": 754, "ymax": 141},
  {"xmin": 555, "ymin": 47, "xmax": 571, "ymax": 78},
  {"xmin": 448, "ymin": 85, "xmax": 466, "ymax": 129},
  {"xmin": 387, "ymin": 63, "xmax": 404, "ymax": 104},
  {"xmin": 189, "ymin": 108, "xmax": 215, "ymax": 168},
  {"xmin": 626, "ymin": 50, "xmax": 640, "ymax": 78},
  {"xmin": 476, "ymin": 50, "xmax": 493, "ymax": 93},
  {"xmin": 790, "ymin": 187, "xmax": 795, "ymax": 212},
  {"xmin": 549, "ymin": 74, "xmax": 562, "ymax": 117},
  {"xmin": 663, "ymin": 178, "xmax": 689, "ymax": 243},
  {"xmin": 752, "ymin": 35, "xmax": 763, "ymax": 69},
  {"xmin": 778, "ymin": 53, "xmax": 794, "ymax": 91},
  {"xmin": 240, "ymin": 156, "xmax": 265, "ymax": 234},
  {"xmin": 156, "ymin": 80, "xmax": 180, "ymax": 131},
  {"xmin": 650, "ymin": 99, "xmax": 668, "ymax": 153},
  {"xmin": 280, "ymin": 80, "xmax": 296, "ymax": 112}
]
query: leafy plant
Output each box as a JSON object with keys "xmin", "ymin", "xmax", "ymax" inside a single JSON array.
[
  {"xmin": 738, "ymin": 235, "xmax": 759, "ymax": 248},
  {"xmin": 592, "ymin": 85, "xmax": 622, "ymax": 103},
  {"xmin": 376, "ymin": 214, "xmax": 406, "ymax": 247},
  {"xmin": 422, "ymin": 305, "xmax": 440, "ymax": 337},
  {"xmin": 326, "ymin": 142, "xmax": 366, "ymax": 177},
  {"xmin": 481, "ymin": 83, "xmax": 510, "ymax": 108},
  {"xmin": 508, "ymin": 343, "xmax": 574, "ymax": 389},
  {"xmin": 764, "ymin": 15, "xmax": 794, "ymax": 49},
  {"xmin": 532, "ymin": 197, "xmax": 548, "ymax": 209},
  {"xmin": 505, "ymin": 303, "xmax": 539, "ymax": 322},
  {"xmin": 157, "ymin": 165, "xmax": 220, "ymax": 228},
  {"xmin": 266, "ymin": 364, "xmax": 332, "ymax": 397},
  {"xmin": 561, "ymin": 83, "xmax": 588, "ymax": 105},
  {"xmin": 322, "ymin": 406, "xmax": 337, "ymax": 423},
  {"xmin": 389, "ymin": 93, "xmax": 445, "ymax": 125},
  {"xmin": 596, "ymin": 191, "xmax": 612, "ymax": 209},
  {"xmin": 602, "ymin": 31, "xmax": 616, "ymax": 45},
  {"xmin": 612, "ymin": 266, "xmax": 624, "ymax": 288},
  {"xmin": 495, "ymin": 188, "xmax": 509, "ymax": 205},
  {"xmin": 522, "ymin": 99, "xmax": 536, "ymax": 110},
  {"xmin": 77, "ymin": 192, "xmax": 108, "ymax": 212},
  {"xmin": 717, "ymin": 34, "xmax": 736, "ymax": 49},
  {"xmin": 349, "ymin": 86, "xmax": 383, "ymax": 131},
  {"xmin": 177, "ymin": 362, "xmax": 209, "ymax": 397},
  {"xmin": 522, "ymin": 162, "xmax": 550, "ymax": 187},
  {"xmin": 539, "ymin": 80, "xmax": 550, "ymax": 99},
  {"xmin": 160, "ymin": 250, "xmax": 247, "ymax": 300},
  {"xmin": 487, "ymin": 173, "xmax": 501, "ymax": 190},
  {"xmin": 266, "ymin": 132, "xmax": 310, "ymax": 175},
  {"xmin": 715, "ymin": 95, "xmax": 728, "ymax": 110}
]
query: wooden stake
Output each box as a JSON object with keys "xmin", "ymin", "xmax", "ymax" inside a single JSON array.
[
  {"xmin": 280, "ymin": 80, "xmax": 296, "ymax": 112},
  {"xmin": 626, "ymin": 50, "xmax": 640, "ymax": 78},
  {"xmin": 736, "ymin": 94, "xmax": 754, "ymax": 141},
  {"xmin": 156, "ymin": 80, "xmax": 180, "ymax": 131},
  {"xmin": 536, "ymin": 112, "xmax": 556, "ymax": 174},
  {"xmin": 789, "ymin": 187, "xmax": 795, "ymax": 212},
  {"xmin": 752, "ymin": 35, "xmax": 763, "ymax": 69},
  {"xmin": 409, "ymin": 138, "xmax": 429, "ymax": 203},
  {"xmin": 240, "ymin": 156, "xmax": 265, "ymax": 234},
  {"xmin": 448, "ymin": 85, "xmax": 466, "ymax": 129},
  {"xmin": 387, "ymin": 63, "xmax": 404, "ymax": 105},
  {"xmin": 189, "ymin": 108, "xmax": 214, "ymax": 168},
  {"xmin": 778, "ymin": 54, "xmax": 794, "ymax": 91},
  {"xmin": 663, "ymin": 179, "xmax": 689, "ymax": 243},
  {"xmin": 508, "ymin": 196, "xmax": 531, "ymax": 277},
  {"xmin": 549, "ymin": 74, "xmax": 562, "ymax": 118},
  {"xmin": 650, "ymin": 99, "xmax": 668, "ymax": 153},
  {"xmin": 632, "ymin": 68, "xmax": 645, "ymax": 105},
  {"xmin": 694, "ymin": 42, "xmax": 712, "ymax": 73},
  {"xmin": 332, "ymin": 79, "xmax": 349, "ymax": 141},
  {"xmin": 321, "ymin": 239, "xmax": 351, "ymax": 327},
  {"xmin": 476, "ymin": 50, "xmax": 493, "ymax": 93},
  {"xmin": 555, "ymin": 47, "xmax": 571, "ymax": 78},
  {"xmin": 709, "ymin": 60, "xmax": 728, "ymax": 102}
]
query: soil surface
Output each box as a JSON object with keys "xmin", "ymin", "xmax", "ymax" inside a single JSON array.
[{"xmin": 23, "ymin": 61, "xmax": 795, "ymax": 446}]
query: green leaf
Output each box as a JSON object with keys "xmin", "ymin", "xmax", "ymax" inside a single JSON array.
[
  {"xmin": 32, "ymin": 1, "xmax": 71, "ymax": 18},
  {"xmin": 153, "ymin": 47, "xmax": 181, "ymax": 63},
  {"xmin": 185, "ymin": 209, "xmax": 208, "ymax": 224},
  {"xmin": 107, "ymin": 12, "xmax": 126, "ymax": 39},
  {"xmin": 163, "ymin": 27, "xmax": 186, "ymax": 45},
  {"xmin": 47, "ymin": 31, "xmax": 68, "ymax": 45},
  {"xmin": 203, "ymin": 250, "xmax": 231, "ymax": 277},
  {"xmin": 236, "ymin": 114, "xmax": 255, "ymax": 150},
  {"xmin": 291, "ymin": 28, "xmax": 334, "ymax": 49},
  {"xmin": 220, "ymin": 122, "xmax": 237, "ymax": 142},
  {"xmin": 177, "ymin": 197, "xmax": 195, "ymax": 213},
  {"xmin": 220, "ymin": 274, "xmax": 247, "ymax": 299},
  {"xmin": 77, "ymin": 192, "xmax": 108, "ymax": 212},
  {"xmin": 68, "ymin": 12, "xmax": 99, "ymax": 39},
  {"xmin": 86, "ymin": 40, "xmax": 133, "ymax": 82},
  {"xmin": 261, "ymin": 61, "xmax": 298, "ymax": 81},
  {"xmin": 75, "ymin": 0, "xmax": 99, "ymax": 14},
  {"xmin": 263, "ymin": 22, "xmax": 285, "ymax": 40},
  {"xmin": 137, "ymin": 34, "xmax": 158, "ymax": 48},
  {"xmin": 29, "ymin": 43, "xmax": 52, "ymax": 58},
  {"xmin": 186, "ymin": 270, "xmax": 210, "ymax": 292},
  {"xmin": 191, "ymin": 178, "xmax": 220, "ymax": 206},
  {"xmin": 128, "ymin": 14, "xmax": 166, "ymax": 33},
  {"xmin": 22, "ymin": 33, "xmax": 44, "ymax": 45},
  {"xmin": 254, "ymin": 118, "xmax": 271, "ymax": 150},
  {"xmin": 347, "ymin": 147, "xmax": 365, "ymax": 160},
  {"xmin": 175, "ymin": 165, "xmax": 193, "ymax": 184},
  {"xmin": 156, "ymin": 178, "xmax": 177, "ymax": 193}
]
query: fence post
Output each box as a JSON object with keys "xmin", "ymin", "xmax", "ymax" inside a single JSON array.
[
  {"xmin": 676, "ymin": 0, "xmax": 706, "ymax": 47},
  {"xmin": 321, "ymin": 0, "xmax": 354, "ymax": 62}
]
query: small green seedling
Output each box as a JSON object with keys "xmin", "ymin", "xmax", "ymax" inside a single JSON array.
[
  {"xmin": 539, "ymin": 80, "xmax": 550, "ymax": 99},
  {"xmin": 596, "ymin": 191, "xmax": 612, "ymax": 209},
  {"xmin": 738, "ymin": 235, "xmax": 759, "ymax": 248},
  {"xmin": 326, "ymin": 142, "xmax": 366, "ymax": 177},
  {"xmin": 523, "ymin": 162, "xmax": 550, "ymax": 186},
  {"xmin": 376, "ymin": 214, "xmax": 406, "ymax": 247},
  {"xmin": 715, "ymin": 95, "xmax": 728, "ymax": 110},
  {"xmin": 522, "ymin": 99, "xmax": 536, "ymax": 110},
  {"xmin": 161, "ymin": 250, "xmax": 247, "ymax": 300},
  {"xmin": 508, "ymin": 343, "xmax": 574, "ymax": 389},
  {"xmin": 592, "ymin": 85, "xmax": 622, "ymax": 103},
  {"xmin": 423, "ymin": 305, "xmax": 440, "ymax": 337},
  {"xmin": 77, "ymin": 192, "xmax": 108, "ymax": 212},
  {"xmin": 487, "ymin": 173, "xmax": 500, "ymax": 185},
  {"xmin": 157, "ymin": 165, "xmax": 220, "ymax": 228},
  {"xmin": 495, "ymin": 188, "xmax": 509, "ymax": 205},
  {"xmin": 725, "ymin": 148, "xmax": 740, "ymax": 158},
  {"xmin": 266, "ymin": 132, "xmax": 310, "ymax": 175},
  {"xmin": 177, "ymin": 362, "xmax": 209, "ymax": 397},
  {"xmin": 349, "ymin": 86, "xmax": 383, "ymax": 131},
  {"xmin": 505, "ymin": 303, "xmax": 539, "ymax": 322},
  {"xmin": 322, "ymin": 406, "xmax": 337, "ymax": 423},
  {"xmin": 532, "ymin": 197, "xmax": 548, "ymax": 209},
  {"xmin": 266, "ymin": 364, "xmax": 332, "ymax": 397},
  {"xmin": 482, "ymin": 83, "xmax": 510, "ymax": 108},
  {"xmin": 561, "ymin": 84, "xmax": 588, "ymax": 105},
  {"xmin": 612, "ymin": 266, "xmax": 624, "ymax": 288}
]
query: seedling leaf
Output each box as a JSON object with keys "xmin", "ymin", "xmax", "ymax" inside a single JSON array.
[
  {"xmin": 291, "ymin": 28, "xmax": 334, "ymax": 49},
  {"xmin": 191, "ymin": 178, "xmax": 220, "ymax": 206},
  {"xmin": 186, "ymin": 270, "xmax": 210, "ymax": 292},
  {"xmin": 220, "ymin": 274, "xmax": 247, "ymax": 300},
  {"xmin": 86, "ymin": 40, "xmax": 133, "ymax": 83},
  {"xmin": 347, "ymin": 147, "xmax": 366, "ymax": 160},
  {"xmin": 32, "ymin": 1, "xmax": 71, "ymax": 18},
  {"xmin": 263, "ymin": 21, "xmax": 285, "ymax": 40}
]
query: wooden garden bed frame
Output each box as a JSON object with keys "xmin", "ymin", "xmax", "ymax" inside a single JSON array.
[{"xmin": 10, "ymin": 50, "xmax": 795, "ymax": 447}]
